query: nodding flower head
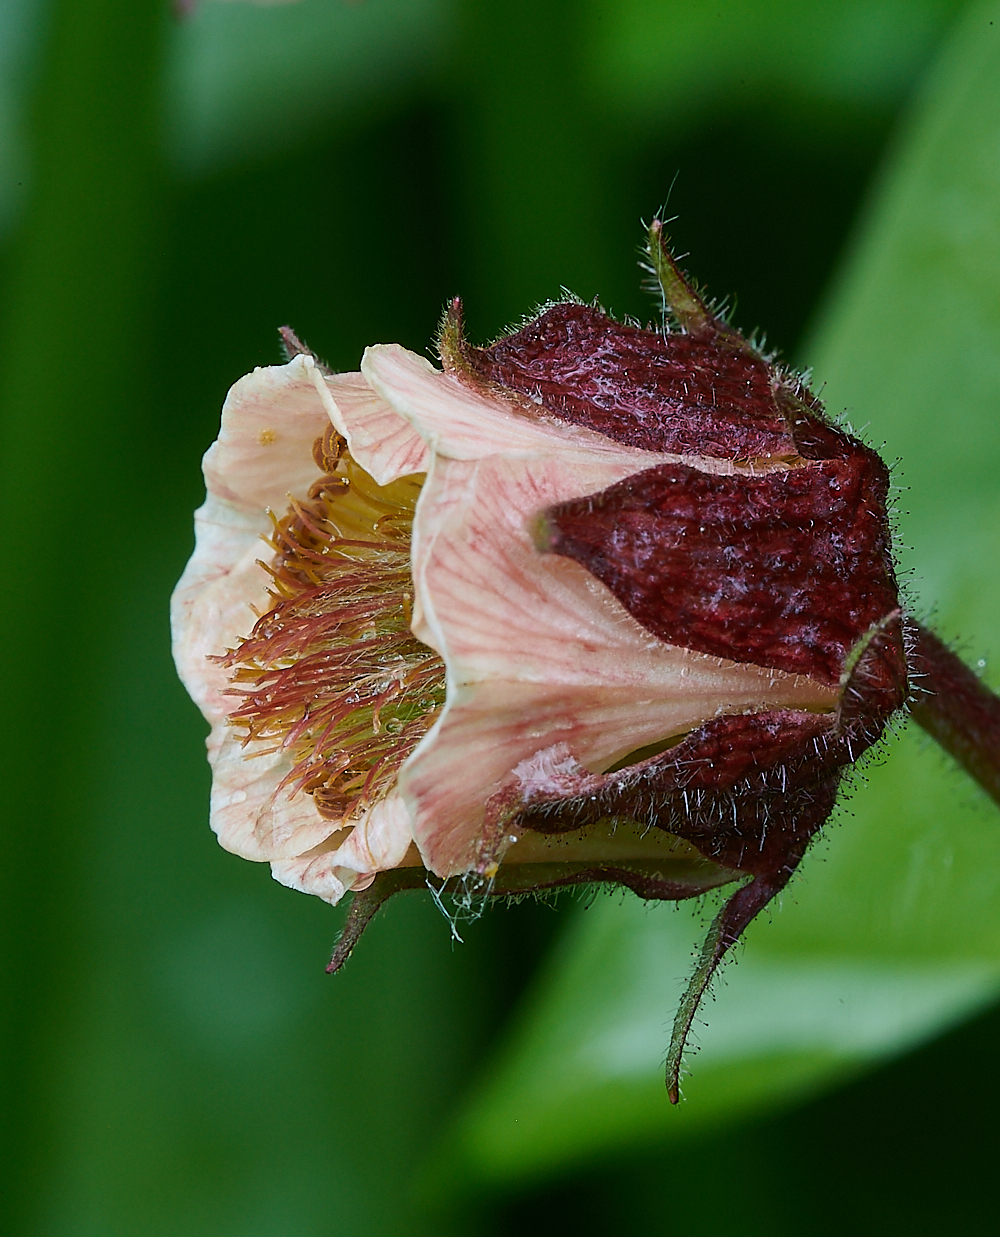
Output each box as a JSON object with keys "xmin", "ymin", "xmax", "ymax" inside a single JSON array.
[{"xmin": 171, "ymin": 221, "xmax": 908, "ymax": 1099}]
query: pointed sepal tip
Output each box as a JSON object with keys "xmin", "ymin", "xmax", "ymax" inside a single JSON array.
[{"xmin": 645, "ymin": 218, "xmax": 716, "ymax": 338}]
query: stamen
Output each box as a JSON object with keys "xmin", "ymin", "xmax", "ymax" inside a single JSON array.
[{"xmin": 217, "ymin": 429, "xmax": 446, "ymax": 822}]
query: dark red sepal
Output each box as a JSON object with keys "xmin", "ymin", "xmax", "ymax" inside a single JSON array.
[
  {"xmin": 445, "ymin": 301, "xmax": 800, "ymax": 461},
  {"xmin": 541, "ymin": 450, "xmax": 899, "ymax": 687}
]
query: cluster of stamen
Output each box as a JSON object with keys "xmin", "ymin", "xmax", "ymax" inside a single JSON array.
[{"xmin": 218, "ymin": 425, "xmax": 446, "ymax": 822}]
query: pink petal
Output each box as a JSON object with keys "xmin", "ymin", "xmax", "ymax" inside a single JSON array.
[
  {"xmin": 400, "ymin": 451, "xmax": 838, "ymax": 876},
  {"xmin": 402, "ymin": 675, "xmax": 835, "ymax": 878},
  {"xmin": 316, "ymin": 370, "xmax": 429, "ymax": 485},
  {"xmin": 269, "ymin": 850, "xmax": 354, "ymax": 906},
  {"xmin": 201, "ymin": 353, "xmax": 330, "ymax": 514}
]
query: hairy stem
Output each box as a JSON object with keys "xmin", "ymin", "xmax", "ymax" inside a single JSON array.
[{"xmin": 910, "ymin": 622, "xmax": 1000, "ymax": 808}]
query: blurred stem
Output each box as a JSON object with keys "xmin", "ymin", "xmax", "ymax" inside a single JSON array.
[
  {"xmin": 450, "ymin": 0, "xmax": 612, "ymax": 338},
  {"xmin": 0, "ymin": 0, "xmax": 165, "ymax": 1229},
  {"xmin": 911, "ymin": 623, "xmax": 1000, "ymax": 809}
]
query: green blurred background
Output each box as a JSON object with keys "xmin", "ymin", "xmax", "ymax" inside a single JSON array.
[{"xmin": 2, "ymin": 0, "xmax": 999, "ymax": 1232}]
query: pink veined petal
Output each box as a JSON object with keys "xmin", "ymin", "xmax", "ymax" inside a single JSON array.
[
  {"xmin": 410, "ymin": 452, "xmax": 670, "ymax": 679},
  {"xmin": 269, "ymin": 791, "xmax": 417, "ymax": 905},
  {"xmin": 400, "ymin": 451, "xmax": 838, "ymax": 876},
  {"xmin": 312, "ymin": 369, "xmax": 430, "ymax": 485},
  {"xmin": 401, "ymin": 674, "xmax": 836, "ymax": 878},
  {"xmin": 361, "ymin": 343, "xmax": 788, "ymax": 477},
  {"xmin": 361, "ymin": 343, "xmax": 676, "ymax": 467}
]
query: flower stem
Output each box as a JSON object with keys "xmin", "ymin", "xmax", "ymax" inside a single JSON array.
[{"xmin": 910, "ymin": 622, "xmax": 1000, "ymax": 808}]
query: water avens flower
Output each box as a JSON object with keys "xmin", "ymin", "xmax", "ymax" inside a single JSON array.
[{"xmin": 173, "ymin": 222, "xmax": 913, "ymax": 1098}]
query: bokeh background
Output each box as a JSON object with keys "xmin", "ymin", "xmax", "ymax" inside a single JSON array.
[{"xmin": 2, "ymin": 1, "xmax": 1000, "ymax": 1233}]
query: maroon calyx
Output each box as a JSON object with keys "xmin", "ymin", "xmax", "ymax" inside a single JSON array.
[
  {"xmin": 447, "ymin": 301, "xmax": 800, "ymax": 461},
  {"xmin": 512, "ymin": 236, "xmax": 907, "ymax": 1097},
  {"xmin": 540, "ymin": 449, "xmax": 899, "ymax": 688},
  {"xmin": 506, "ymin": 616, "xmax": 908, "ymax": 1101}
]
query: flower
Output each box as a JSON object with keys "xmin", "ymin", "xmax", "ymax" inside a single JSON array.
[{"xmin": 171, "ymin": 222, "xmax": 908, "ymax": 1097}]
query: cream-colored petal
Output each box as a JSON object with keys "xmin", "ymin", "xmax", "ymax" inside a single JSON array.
[
  {"xmin": 269, "ymin": 852, "xmax": 354, "ymax": 906},
  {"xmin": 171, "ymin": 354, "xmax": 331, "ymax": 722},
  {"xmin": 315, "ymin": 370, "xmax": 429, "ymax": 485},
  {"xmin": 400, "ymin": 450, "xmax": 837, "ymax": 876},
  {"xmin": 171, "ymin": 494, "xmax": 272, "ymax": 724},
  {"xmin": 202, "ymin": 353, "xmax": 329, "ymax": 513},
  {"xmin": 269, "ymin": 791, "xmax": 417, "ymax": 905},
  {"xmin": 362, "ymin": 343, "xmax": 674, "ymax": 467},
  {"xmin": 172, "ymin": 355, "xmax": 345, "ymax": 871},
  {"xmin": 331, "ymin": 789, "xmax": 415, "ymax": 874},
  {"xmin": 207, "ymin": 725, "xmax": 337, "ymax": 862}
]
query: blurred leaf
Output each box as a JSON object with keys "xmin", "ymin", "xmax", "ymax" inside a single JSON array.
[
  {"xmin": 434, "ymin": 0, "xmax": 1000, "ymax": 1188},
  {"xmin": 166, "ymin": 0, "xmax": 453, "ymax": 174},
  {"xmin": 163, "ymin": 0, "xmax": 963, "ymax": 182},
  {"xmin": 586, "ymin": 0, "xmax": 962, "ymax": 123},
  {"xmin": 0, "ymin": 0, "xmax": 48, "ymax": 234},
  {"xmin": 0, "ymin": 0, "xmax": 167, "ymax": 1224}
]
